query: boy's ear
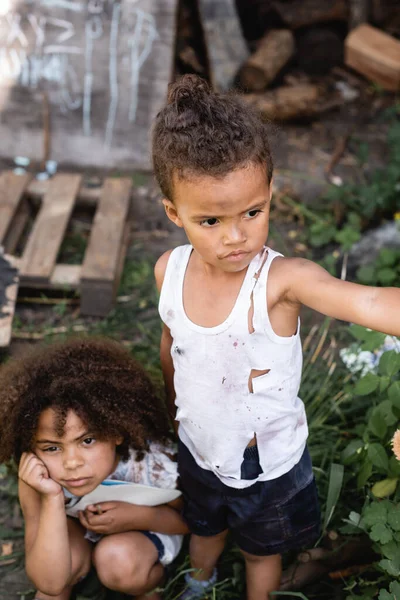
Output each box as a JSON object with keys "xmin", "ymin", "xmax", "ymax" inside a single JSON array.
[
  {"xmin": 162, "ymin": 199, "xmax": 183, "ymax": 228},
  {"xmin": 269, "ymin": 177, "xmax": 274, "ymax": 202},
  {"xmin": 115, "ymin": 436, "xmax": 124, "ymax": 446}
]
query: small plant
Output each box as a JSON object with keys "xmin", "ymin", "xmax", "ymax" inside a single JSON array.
[{"xmin": 356, "ymin": 248, "xmax": 400, "ymax": 288}]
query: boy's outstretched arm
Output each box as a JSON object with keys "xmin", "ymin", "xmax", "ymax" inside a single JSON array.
[
  {"xmin": 283, "ymin": 258, "xmax": 400, "ymax": 336},
  {"xmin": 155, "ymin": 251, "xmax": 178, "ymax": 434}
]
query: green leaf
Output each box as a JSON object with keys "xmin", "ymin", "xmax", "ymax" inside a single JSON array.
[
  {"xmin": 368, "ymin": 443, "xmax": 389, "ymax": 472},
  {"xmin": 363, "ymin": 501, "xmax": 388, "ymax": 527},
  {"xmin": 388, "ymin": 504, "xmax": 400, "ymax": 531},
  {"xmin": 358, "ymin": 459, "xmax": 373, "ymax": 488},
  {"xmin": 355, "ymin": 373, "xmax": 380, "ymax": 396},
  {"xmin": 388, "ymin": 455, "xmax": 400, "ymax": 477},
  {"xmin": 357, "ymin": 265, "xmax": 376, "ymax": 284},
  {"xmin": 377, "ymin": 400, "xmax": 398, "ymax": 426},
  {"xmin": 388, "ymin": 382, "xmax": 400, "ymax": 408},
  {"xmin": 389, "ymin": 581, "xmax": 400, "ymax": 596},
  {"xmin": 381, "ymin": 540, "xmax": 400, "ymax": 560},
  {"xmin": 368, "ymin": 411, "xmax": 388, "ymax": 439},
  {"xmin": 323, "ymin": 463, "xmax": 344, "ymax": 531},
  {"xmin": 377, "ymin": 267, "xmax": 397, "ymax": 286},
  {"xmin": 379, "ymin": 351, "xmax": 400, "ymax": 377},
  {"xmin": 379, "ymin": 557, "xmax": 400, "ymax": 577},
  {"xmin": 380, "ymin": 376, "xmax": 391, "ymax": 393},
  {"xmin": 341, "ymin": 439, "xmax": 364, "ymax": 465},
  {"xmin": 378, "ymin": 248, "xmax": 398, "ymax": 267},
  {"xmin": 372, "ymin": 478, "xmax": 398, "ymax": 498},
  {"xmin": 370, "ymin": 523, "xmax": 393, "ymax": 543}
]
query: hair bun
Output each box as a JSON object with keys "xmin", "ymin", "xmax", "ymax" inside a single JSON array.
[{"xmin": 167, "ymin": 74, "xmax": 211, "ymax": 108}]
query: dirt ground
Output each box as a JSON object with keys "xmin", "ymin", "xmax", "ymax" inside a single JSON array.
[{"xmin": 0, "ymin": 87, "xmax": 397, "ymax": 599}]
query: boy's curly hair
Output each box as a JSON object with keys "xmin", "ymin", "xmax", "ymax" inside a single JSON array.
[
  {"xmin": 0, "ymin": 337, "xmax": 171, "ymax": 463},
  {"xmin": 152, "ymin": 74, "xmax": 273, "ymax": 200}
]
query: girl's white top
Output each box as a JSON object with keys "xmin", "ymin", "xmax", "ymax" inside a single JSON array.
[{"xmin": 159, "ymin": 245, "xmax": 308, "ymax": 489}]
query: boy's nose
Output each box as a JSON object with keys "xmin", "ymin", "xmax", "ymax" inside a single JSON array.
[{"xmin": 223, "ymin": 224, "xmax": 246, "ymax": 245}]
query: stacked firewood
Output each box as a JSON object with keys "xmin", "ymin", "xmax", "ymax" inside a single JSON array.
[{"xmin": 175, "ymin": 0, "xmax": 400, "ymax": 122}]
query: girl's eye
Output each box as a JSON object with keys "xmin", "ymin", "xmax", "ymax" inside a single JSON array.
[
  {"xmin": 200, "ymin": 218, "xmax": 218, "ymax": 227},
  {"xmin": 43, "ymin": 446, "xmax": 59, "ymax": 453},
  {"xmin": 82, "ymin": 437, "xmax": 95, "ymax": 446},
  {"xmin": 245, "ymin": 209, "xmax": 262, "ymax": 218}
]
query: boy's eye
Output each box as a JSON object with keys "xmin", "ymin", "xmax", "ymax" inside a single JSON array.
[
  {"xmin": 200, "ymin": 218, "xmax": 218, "ymax": 227},
  {"xmin": 82, "ymin": 437, "xmax": 95, "ymax": 446},
  {"xmin": 245, "ymin": 209, "xmax": 262, "ymax": 218}
]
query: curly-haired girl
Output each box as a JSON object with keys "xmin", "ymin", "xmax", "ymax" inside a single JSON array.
[{"xmin": 0, "ymin": 337, "xmax": 188, "ymax": 600}]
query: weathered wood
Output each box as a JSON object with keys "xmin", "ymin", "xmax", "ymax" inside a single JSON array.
[
  {"xmin": 0, "ymin": 171, "xmax": 32, "ymax": 245},
  {"xmin": 27, "ymin": 179, "xmax": 101, "ymax": 207},
  {"xmin": 0, "ymin": 0, "xmax": 178, "ymax": 170},
  {"xmin": 238, "ymin": 30, "xmax": 295, "ymax": 92},
  {"xmin": 20, "ymin": 174, "xmax": 81, "ymax": 282},
  {"xmin": 196, "ymin": 0, "xmax": 249, "ymax": 90},
  {"xmin": 345, "ymin": 24, "xmax": 400, "ymax": 91},
  {"xmin": 3, "ymin": 197, "xmax": 32, "ymax": 255},
  {"xmin": 80, "ymin": 177, "xmax": 132, "ymax": 316},
  {"xmin": 0, "ymin": 253, "xmax": 19, "ymax": 348},
  {"xmin": 242, "ymin": 85, "xmax": 321, "ymax": 122},
  {"xmin": 272, "ymin": 0, "xmax": 349, "ymax": 29}
]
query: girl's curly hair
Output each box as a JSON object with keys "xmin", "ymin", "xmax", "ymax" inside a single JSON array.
[
  {"xmin": 152, "ymin": 74, "xmax": 273, "ymax": 200},
  {"xmin": 0, "ymin": 337, "xmax": 171, "ymax": 463}
]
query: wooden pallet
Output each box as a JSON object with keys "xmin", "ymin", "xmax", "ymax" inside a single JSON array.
[{"xmin": 0, "ymin": 171, "xmax": 133, "ymax": 321}]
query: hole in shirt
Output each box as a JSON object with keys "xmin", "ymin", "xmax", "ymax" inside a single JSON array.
[{"xmin": 248, "ymin": 369, "xmax": 270, "ymax": 393}]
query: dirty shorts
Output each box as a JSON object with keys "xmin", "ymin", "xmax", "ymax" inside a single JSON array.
[{"xmin": 178, "ymin": 440, "xmax": 321, "ymax": 556}]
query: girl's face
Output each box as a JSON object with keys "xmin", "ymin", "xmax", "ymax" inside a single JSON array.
[
  {"xmin": 33, "ymin": 408, "xmax": 122, "ymax": 497},
  {"xmin": 163, "ymin": 164, "xmax": 272, "ymax": 274}
]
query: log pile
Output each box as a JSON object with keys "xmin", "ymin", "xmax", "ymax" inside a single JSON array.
[{"xmin": 175, "ymin": 0, "xmax": 400, "ymax": 123}]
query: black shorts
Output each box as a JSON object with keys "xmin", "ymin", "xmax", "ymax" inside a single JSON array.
[{"xmin": 178, "ymin": 440, "xmax": 321, "ymax": 556}]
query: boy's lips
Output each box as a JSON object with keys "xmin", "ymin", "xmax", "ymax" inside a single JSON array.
[{"xmin": 223, "ymin": 250, "xmax": 248, "ymax": 261}]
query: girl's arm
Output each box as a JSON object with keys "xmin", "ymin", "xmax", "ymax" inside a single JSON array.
[
  {"xmin": 79, "ymin": 498, "xmax": 189, "ymax": 536},
  {"xmin": 281, "ymin": 258, "xmax": 400, "ymax": 336},
  {"xmin": 19, "ymin": 453, "xmax": 73, "ymax": 595}
]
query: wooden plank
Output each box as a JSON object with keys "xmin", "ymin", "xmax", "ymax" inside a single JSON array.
[
  {"xmin": 20, "ymin": 174, "xmax": 81, "ymax": 282},
  {"xmin": 345, "ymin": 24, "xmax": 400, "ymax": 91},
  {"xmin": 80, "ymin": 220, "xmax": 131, "ymax": 317},
  {"xmin": 27, "ymin": 179, "xmax": 101, "ymax": 207},
  {"xmin": 197, "ymin": 0, "xmax": 249, "ymax": 91},
  {"xmin": 80, "ymin": 178, "xmax": 132, "ymax": 316},
  {"xmin": 0, "ymin": 253, "xmax": 19, "ymax": 348},
  {"xmin": 3, "ymin": 197, "xmax": 31, "ymax": 255},
  {"xmin": 20, "ymin": 264, "xmax": 81, "ymax": 290},
  {"xmin": 0, "ymin": 0, "xmax": 178, "ymax": 171},
  {"xmin": 0, "ymin": 171, "xmax": 32, "ymax": 244}
]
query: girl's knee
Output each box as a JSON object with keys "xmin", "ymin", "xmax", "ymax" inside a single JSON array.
[{"xmin": 94, "ymin": 542, "xmax": 156, "ymax": 593}]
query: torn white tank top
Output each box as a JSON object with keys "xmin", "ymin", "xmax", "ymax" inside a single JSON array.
[{"xmin": 159, "ymin": 245, "xmax": 308, "ymax": 489}]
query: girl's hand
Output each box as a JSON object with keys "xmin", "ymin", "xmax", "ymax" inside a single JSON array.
[
  {"xmin": 78, "ymin": 501, "xmax": 145, "ymax": 535},
  {"xmin": 18, "ymin": 452, "xmax": 62, "ymax": 498}
]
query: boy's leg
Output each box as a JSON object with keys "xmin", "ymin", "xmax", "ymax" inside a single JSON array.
[
  {"xmin": 189, "ymin": 529, "xmax": 228, "ymax": 581},
  {"xmin": 34, "ymin": 518, "xmax": 92, "ymax": 600},
  {"xmin": 241, "ymin": 550, "xmax": 281, "ymax": 600},
  {"xmin": 93, "ymin": 531, "xmax": 164, "ymax": 597}
]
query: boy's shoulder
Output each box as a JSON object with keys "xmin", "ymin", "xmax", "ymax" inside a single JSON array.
[{"xmin": 154, "ymin": 248, "xmax": 175, "ymax": 291}]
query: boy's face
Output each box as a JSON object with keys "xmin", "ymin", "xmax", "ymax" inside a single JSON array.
[
  {"xmin": 163, "ymin": 164, "xmax": 272, "ymax": 273},
  {"xmin": 33, "ymin": 408, "xmax": 122, "ymax": 497}
]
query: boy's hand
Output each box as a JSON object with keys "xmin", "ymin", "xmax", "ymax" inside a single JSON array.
[
  {"xmin": 78, "ymin": 501, "xmax": 146, "ymax": 535},
  {"xmin": 18, "ymin": 452, "xmax": 62, "ymax": 498}
]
